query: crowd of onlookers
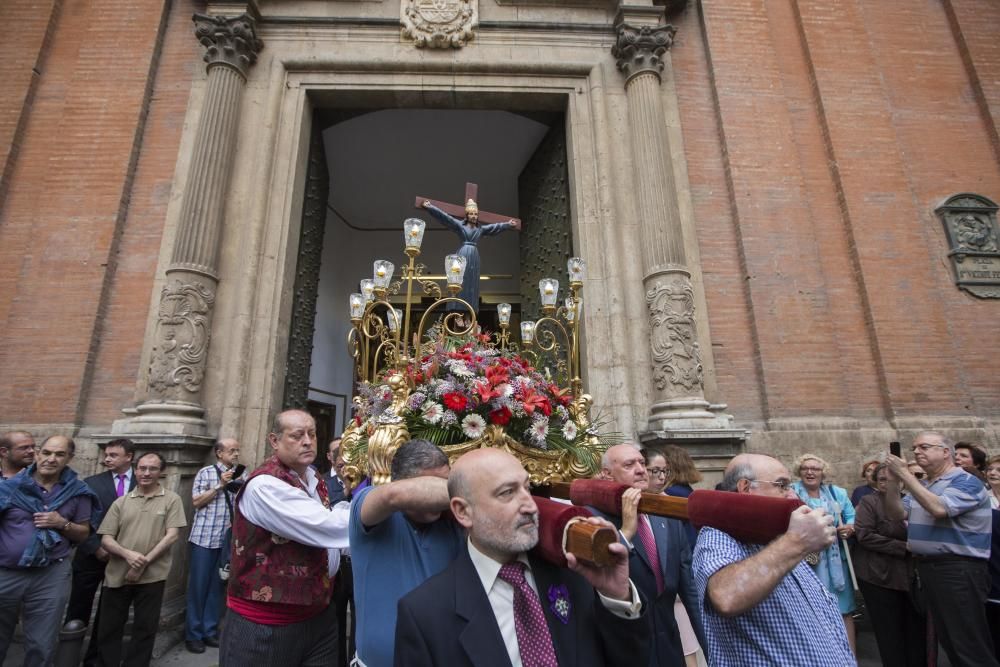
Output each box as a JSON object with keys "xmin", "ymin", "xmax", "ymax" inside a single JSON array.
[{"xmin": 0, "ymin": 424, "xmax": 996, "ymax": 667}]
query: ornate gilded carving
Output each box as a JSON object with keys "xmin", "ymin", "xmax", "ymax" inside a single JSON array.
[
  {"xmin": 612, "ymin": 23, "xmax": 676, "ymax": 81},
  {"xmin": 193, "ymin": 13, "xmax": 263, "ymax": 78},
  {"xmin": 147, "ymin": 279, "xmax": 216, "ymax": 399},
  {"xmin": 401, "ymin": 0, "xmax": 478, "ymax": 49},
  {"xmin": 646, "ymin": 272, "xmax": 703, "ymax": 392},
  {"xmin": 936, "ymin": 193, "xmax": 1000, "ymax": 299},
  {"xmin": 363, "ymin": 374, "xmax": 412, "ymax": 485},
  {"xmin": 283, "ymin": 116, "xmax": 329, "ymax": 409}
]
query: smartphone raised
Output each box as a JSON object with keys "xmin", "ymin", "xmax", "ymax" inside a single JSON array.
[{"xmin": 889, "ymin": 441, "xmax": 901, "ymax": 458}]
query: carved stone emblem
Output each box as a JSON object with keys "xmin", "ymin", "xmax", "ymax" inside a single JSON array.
[
  {"xmin": 646, "ymin": 273, "xmax": 703, "ymax": 392},
  {"xmin": 401, "ymin": 0, "xmax": 477, "ymax": 49},
  {"xmin": 936, "ymin": 193, "xmax": 1000, "ymax": 299},
  {"xmin": 147, "ymin": 280, "xmax": 216, "ymax": 399}
]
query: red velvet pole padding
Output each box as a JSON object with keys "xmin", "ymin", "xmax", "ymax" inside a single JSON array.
[
  {"xmin": 566, "ymin": 478, "xmax": 631, "ymax": 515},
  {"xmin": 531, "ymin": 496, "xmax": 595, "ymax": 568},
  {"xmin": 687, "ymin": 490, "xmax": 804, "ymax": 545}
]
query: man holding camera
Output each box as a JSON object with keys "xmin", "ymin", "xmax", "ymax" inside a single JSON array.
[{"xmin": 185, "ymin": 438, "xmax": 244, "ymax": 653}]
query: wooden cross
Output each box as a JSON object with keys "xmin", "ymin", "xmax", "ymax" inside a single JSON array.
[{"xmin": 414, "ymin": 182, "xmax": 522, "ymax": 230}]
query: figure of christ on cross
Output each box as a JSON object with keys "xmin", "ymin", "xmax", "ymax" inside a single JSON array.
[{"xmin": 415, "ymin": 182, "xmax": 521, "ymax": 315}]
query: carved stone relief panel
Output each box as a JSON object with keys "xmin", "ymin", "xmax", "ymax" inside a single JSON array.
[
  {"xmin": 646, "ymin": 271, "xmax": 703, "ymax": 393},
  {"xmin": 936, "ymin": 193, "xmax": 1000, "ymax": 299},
  {"xmin": 401, "ymin": 0, "xmax": 477, "ymax": 48},
  {"xmin": 147, "ymin": 279, "xmax": 216, "ymax": 400}
]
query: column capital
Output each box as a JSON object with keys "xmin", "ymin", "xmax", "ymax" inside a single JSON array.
[
  {"xmin": 193, "ymin": 13, "xmax": 263, "ymax": 78},
  {"xmin": 612, "ymin": 22, "xmax": 676, "ymax": 82}
]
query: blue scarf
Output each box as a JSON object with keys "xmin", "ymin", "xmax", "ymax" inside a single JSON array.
[
  {"xmin": 0, "ymin": 465, "xmax": 102, "ymax": 567},
  {"xmin": 792, "ymin": 481, "xmax": 846, "ymax": 593}
]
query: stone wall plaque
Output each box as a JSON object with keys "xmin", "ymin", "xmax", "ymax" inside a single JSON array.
[
  {"xmin": 936, "ymin": 193, "xmax": 1000, "ymax": 299},
  {"xmin": 401, "ymin": 0, "xmax": 477, "ymax": 49}
]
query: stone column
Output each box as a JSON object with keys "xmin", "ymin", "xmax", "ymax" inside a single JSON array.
[
  {"xmin": 613, "ymin": 7, "xmax": 737, "ymax": 438},
  {"xmin": 123, "ymin": 13, "xmax": 263, "ymax": 435}
]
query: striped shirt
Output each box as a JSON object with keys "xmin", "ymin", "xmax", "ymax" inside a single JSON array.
[
  {"xmin": 904, "ymin": 466, "xmax": 991, "ymax": 559},
  {"xmin": 189, "ymin": 465, "xmax": 232, "ymax": 549},
  {"xmin": 693, "ymin": 526, "xmax": 856, "ymax": 667}
]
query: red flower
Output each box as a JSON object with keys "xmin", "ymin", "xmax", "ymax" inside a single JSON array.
[
  {"xmin": 443, "ymin": 392, "xmax": 468, "ymax": 412},
  {"xmin": 485, "ymin": 365, "xmax": 509, "ymax": 386},
  {"xmin": 521, "ymin": 389, "xmax": 552, "ymax": 417},
  {"xmin": 549, "ymin": 384, "xmax": 572, "ymax": 406},
  {"xmin": 473, "ymin": 381, "xmax": 496, "ymax": 404},
  {"xmin": 489, "ymin": 406, "xmax": 512, "ymax": 425}
]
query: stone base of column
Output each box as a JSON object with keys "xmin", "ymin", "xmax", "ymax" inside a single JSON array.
[{"xmin": 111, "ymin": 401, "xmax": 209, "ymax": 436}]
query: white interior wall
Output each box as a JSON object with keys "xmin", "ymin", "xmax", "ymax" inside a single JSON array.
[{"xmin": 307, "ymin": 109, "xmax": 550, "ymax": 432}]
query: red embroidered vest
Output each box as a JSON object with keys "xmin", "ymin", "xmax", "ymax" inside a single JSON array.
[{"xmin": 228, "ymin": 456, "xmax": 333, "ymax": 607}]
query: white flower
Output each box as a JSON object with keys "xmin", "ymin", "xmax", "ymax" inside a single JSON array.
[
  {"xmin": 448, "ymin": 360, "xmax": 475, "ymax": 378},
  {"xmin": 461, "ymin": 414, "xmax": 487, "ymax": 439},
  {"xmin": 528, "ymin": 417, "xmax": 550, "ymax": 447},
  {"xmin": 421, "ymin": 402, "xmax": 443, "ymax": 424},
  {"xmin": 562, "ymin": 421, "xmax": 578, "ymax": 441},
  {"xmin": 495, "ymin": 383, "xmax": 513, "ymax": 398}
]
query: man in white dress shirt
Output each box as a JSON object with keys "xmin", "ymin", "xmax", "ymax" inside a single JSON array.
[{"xmin": 219, "ymin": 409, "xmax": 350, "ymax": 666}]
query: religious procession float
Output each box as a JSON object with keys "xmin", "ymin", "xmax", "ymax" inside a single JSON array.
[
  {"xmin": 338, "ymin": 187, "xmax": 804, "ymax": 565},
  {"xmin": 339, "ymin": 187, "xmax": 612, "ymax": 492}
]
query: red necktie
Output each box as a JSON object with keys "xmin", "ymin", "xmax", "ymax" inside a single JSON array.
[
  {"xmin": 116, "ymin": 474, "xmax": 126, "ymax": 497},
  {"xmin": 636, "ymin": 514, "xmax": 664, "ymax": 594},
  {"xmin": 498, "ymin": 561, "xmax": 559, "ymax": 667}
]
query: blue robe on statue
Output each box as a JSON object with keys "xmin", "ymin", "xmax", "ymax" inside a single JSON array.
[{"xmin": 423, "ymin": 203, "xmax": 514, "ymax": 312}]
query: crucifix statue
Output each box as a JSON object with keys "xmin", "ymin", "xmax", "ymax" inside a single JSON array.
[{"xmin": 415, "ymin": 182, "xmax": 521, "ymax": 313}]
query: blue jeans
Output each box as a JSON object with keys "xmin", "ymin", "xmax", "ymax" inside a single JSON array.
[{"xmin": 185, "ymin": 543, "xmax": 224, "ymax": 641}]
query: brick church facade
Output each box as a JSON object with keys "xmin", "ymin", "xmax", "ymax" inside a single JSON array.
[{"xmin": 1, "ymin": 0, "xmax": 998, "ymax": 564}]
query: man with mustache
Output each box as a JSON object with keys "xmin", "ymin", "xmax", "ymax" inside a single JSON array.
[{"xmin": 394, "ymin": 448, "xmax": 651, "ymax": 666}]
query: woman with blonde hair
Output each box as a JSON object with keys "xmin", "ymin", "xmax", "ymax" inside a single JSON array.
[{"xmin": 792, "ymin": 453, "xmax": 857, "ymax": 654}]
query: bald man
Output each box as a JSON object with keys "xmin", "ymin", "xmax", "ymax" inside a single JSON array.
[
  {"xmin": 394, "ymin": 448, "xmax": 651, "ymax": 667},
  {"xmin": 692, "ymin": 454, "xmax": 854, "ymax": 667},
  {"xmin": 185, "ymin": 437, "xmax": 243, "ymax": 653}
]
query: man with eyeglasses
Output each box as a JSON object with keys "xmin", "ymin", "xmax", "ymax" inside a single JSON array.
[
  {"xmin": 885, "ymin": 432, "xmax": 997, "ymax": 666},
  {"xmin": 593, "ymin": 443, "xmax": 704, "ymax": 667},
  {"xmin": 692, "ymin": 453, "xmax": 854, "ymax": 667}
]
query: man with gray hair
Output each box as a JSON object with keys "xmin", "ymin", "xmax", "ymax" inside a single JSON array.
[
  {"xmin": 185, "ymin": 437, "xmax": 243, "ymax": 653},
  {"xmin": 692, "ymin": 453, "xmax": 854, "ymax": 666},
  {"xmin": 348, "ymin": 438, "xmax": 463, "ymax": 667},
  {"xmin": 885, "ymin": 432, "xmax": 997, "ymax": 666}
]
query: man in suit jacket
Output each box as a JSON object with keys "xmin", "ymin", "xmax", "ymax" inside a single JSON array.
[
  {"xmin": 595, "ymin": 443, "xmax": 706, "ymax": 667},
  {"xmin": 325, "ymin": 438, "xmax": 348, "ymax": 505},
  {"xmin": 65, "ymin": 438, "xmax": 135, "ymax": 665},
  {"xmin": 394, "ymin": 448, "xmax": 651, "ymax": 667}
]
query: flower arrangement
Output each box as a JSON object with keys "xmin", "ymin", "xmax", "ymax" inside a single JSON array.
[{"xmin": 354, "ymin": 338, "xmax": 589, "ymax": 452}]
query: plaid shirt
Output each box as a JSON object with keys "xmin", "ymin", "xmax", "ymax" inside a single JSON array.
[
  {"xmin": 693, "ymin": 526, "xmax": 856, "ymax": 667},
  {"xmin": 188, "ymin": 465, "xmax": 233, "ymax": 549}
]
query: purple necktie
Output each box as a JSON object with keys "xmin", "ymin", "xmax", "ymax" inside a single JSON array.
[
  {"xmin": 497, "ymin": 561, "xmax": 558, "ymax": 667},
  {"xmin": 116, "ymin": 474, "xmax": 125, "ymax": 497},
  {"xmin": 636, "ymin": 515, "xmax": 664, "ymax": 594}
]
